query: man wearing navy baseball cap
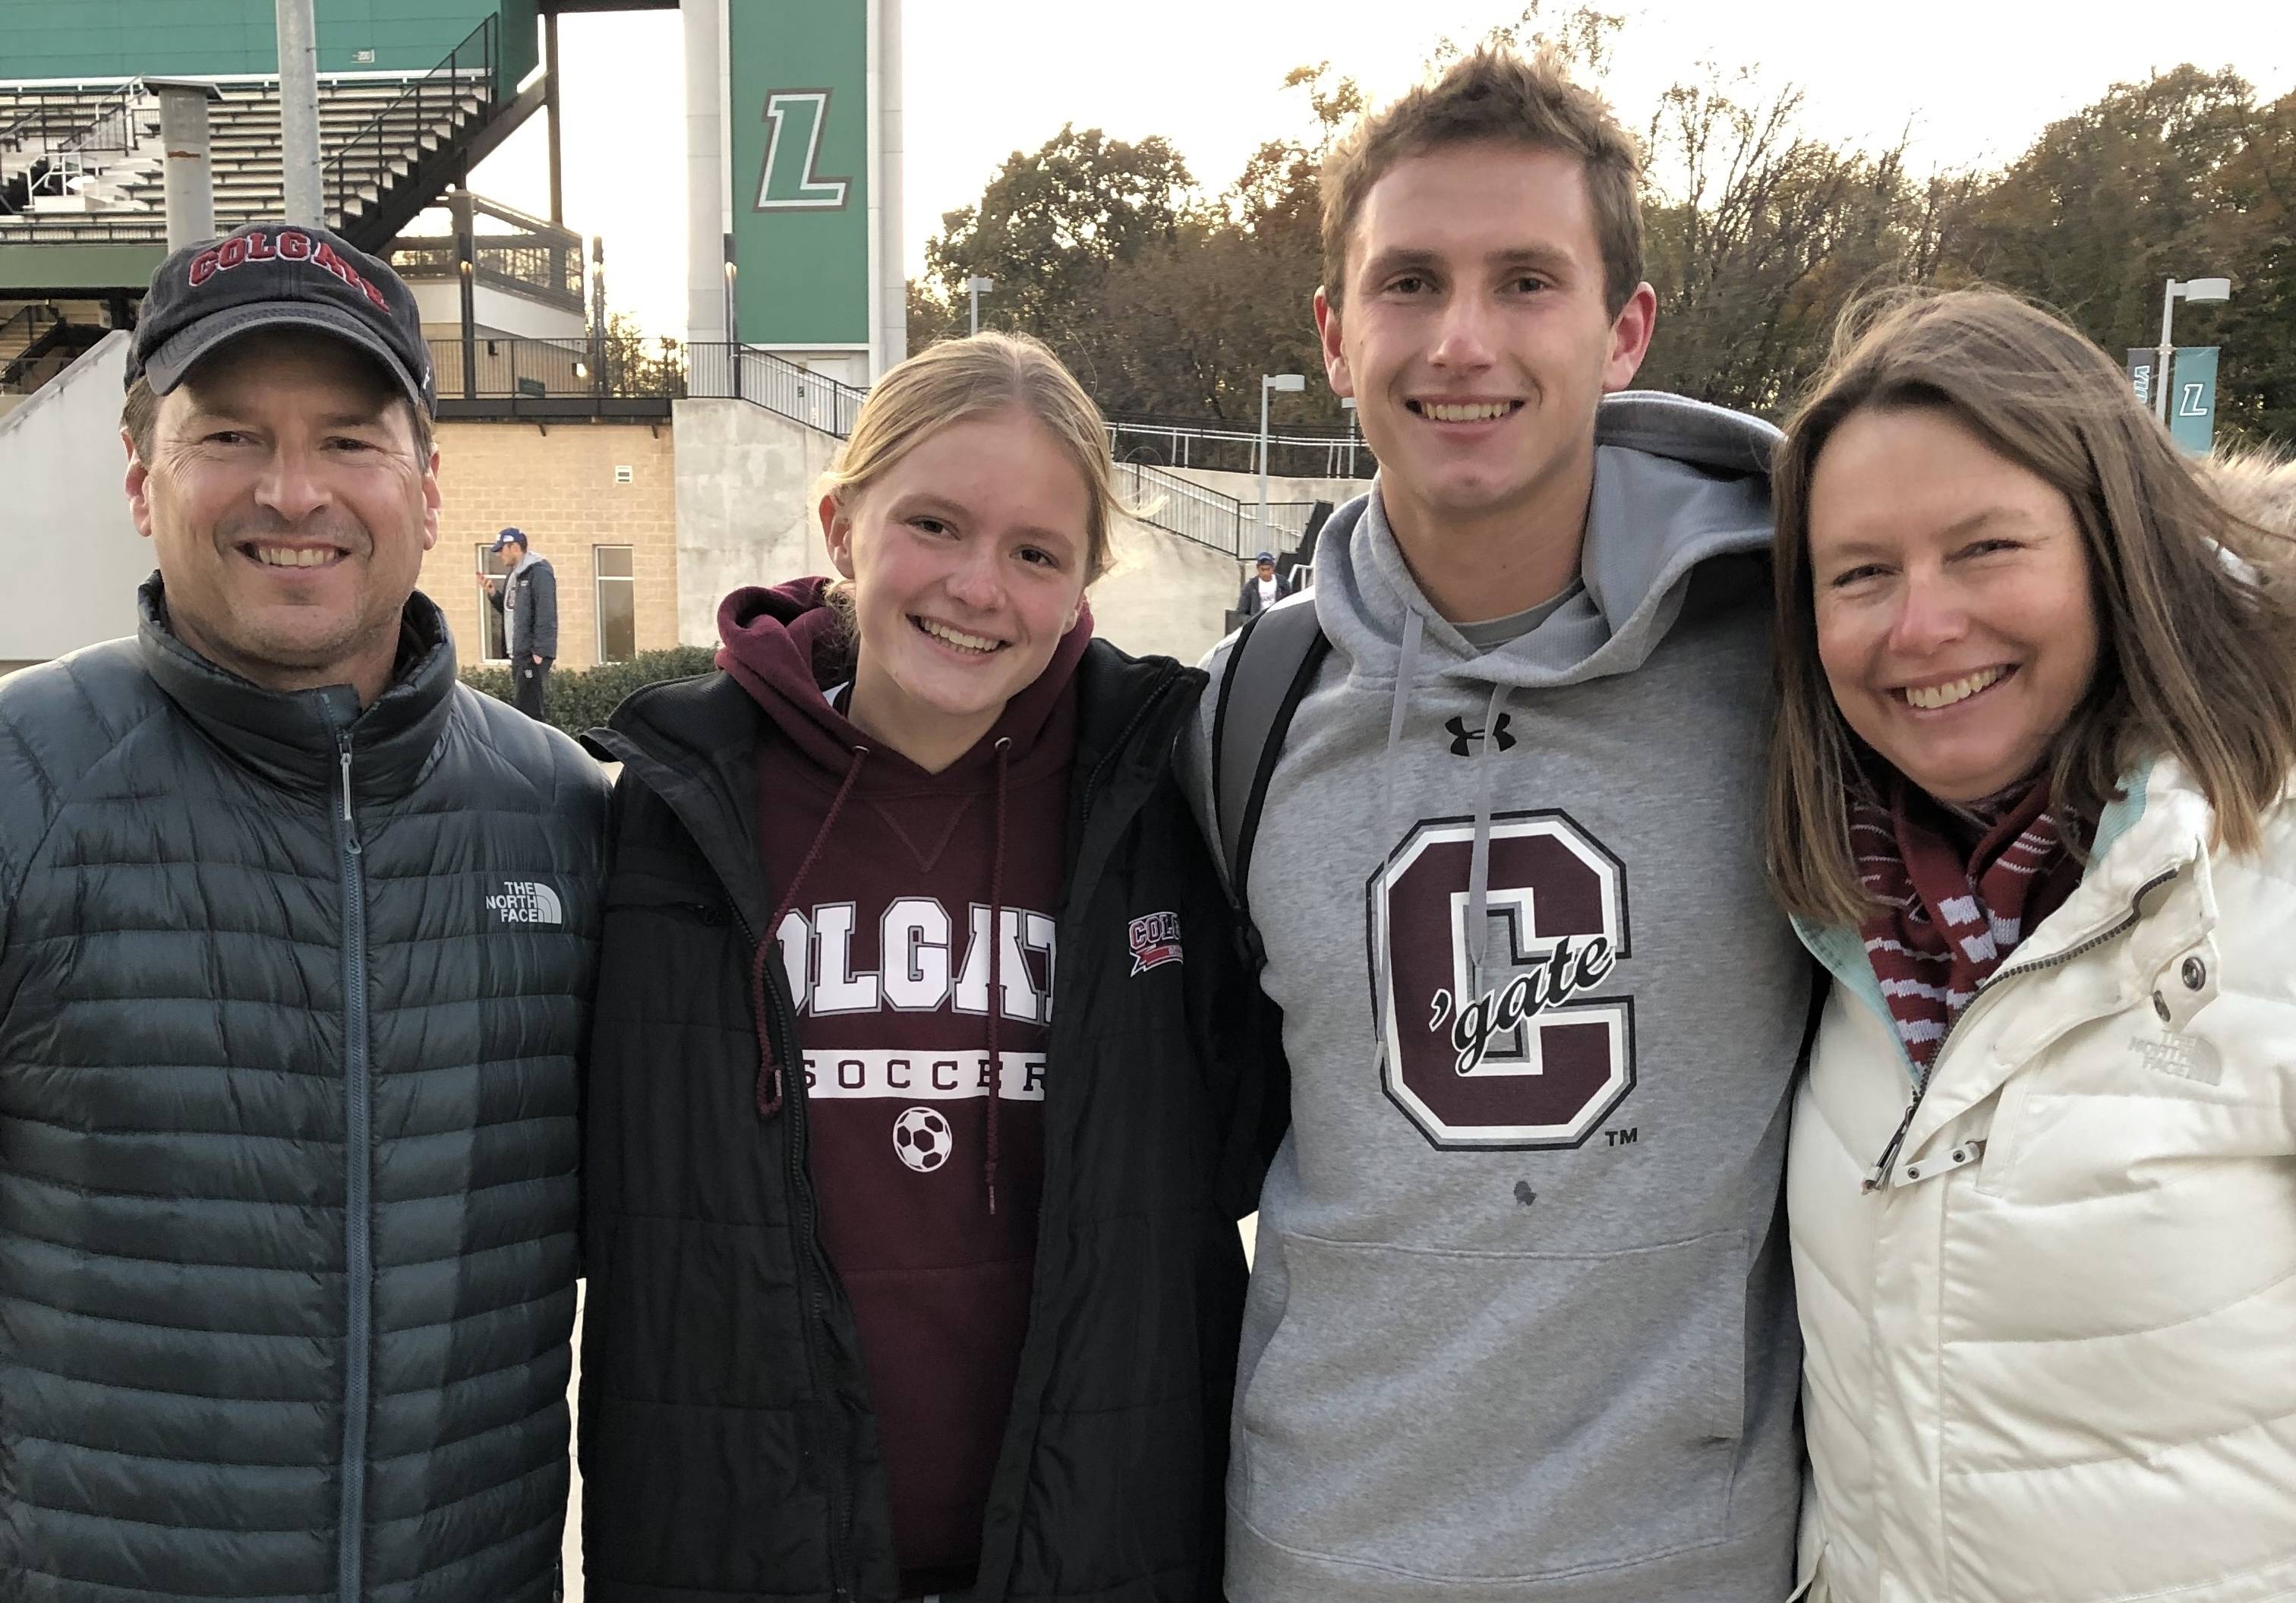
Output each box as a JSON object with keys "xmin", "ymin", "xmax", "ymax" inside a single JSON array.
[
  {"xmin": 0, "ymin": 221, "xmax": 604, "ymax": 1600},
  {"xmin": 479, "ymin": 524, "xmax": 559, "ymax": 718}
]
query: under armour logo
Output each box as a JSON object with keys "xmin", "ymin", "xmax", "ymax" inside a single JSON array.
[{"xmin": 1446, "ymin": 714, "xmax": 1516, "ymax": 756}]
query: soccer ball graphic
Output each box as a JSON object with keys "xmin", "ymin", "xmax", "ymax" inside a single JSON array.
[{"xmin": 891, "ymin": 1106, "xmax": 953, "ymax": 1173}]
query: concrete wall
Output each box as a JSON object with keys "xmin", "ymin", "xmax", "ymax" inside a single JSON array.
[
  {"xmin": 0, "ymin": 330, "xmax": 153, "ymax": 662},
  {"xmin": 670, "ymin": 397, "xmax": 842, "ymax": 647},
  {"xmin": 418, "ymin": 418, "xmax": 681, "ymax": 669},
  {"xmin": 670, "ymin": 396, "xmax": 1243, "ymax": 665},
  {"xmin": 1093, "ymin": 514, "xmax": 1244, "ymax": 666}
]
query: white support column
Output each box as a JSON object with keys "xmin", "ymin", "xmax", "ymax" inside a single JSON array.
[
  {"xmin": 148, "ymin": 80, "xmax": 222, "ymax": 252},
  {"xmin": 870, "ymin": 0, "xmax": 906, "ymax": 379},
  {"xmin": 683, "ymin": 0, "xmax": 728, "ymax": 346}
]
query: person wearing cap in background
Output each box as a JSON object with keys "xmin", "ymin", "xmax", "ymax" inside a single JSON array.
[
  {"xmin": 0, "ymin": 221, "xmax": 605, "ymax": 1600},
  {"xmin": 478, "ymin": 525, "xmax": 559, "ymax": 719},
  {"xmin": 1235, "ymin": 548, "xmax": 1295, "ymax": 619}
]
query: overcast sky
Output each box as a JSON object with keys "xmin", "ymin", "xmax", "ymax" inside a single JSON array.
[{"xmin": 468, "ymin": 0, "xmax": 2296, "ymax": 339}]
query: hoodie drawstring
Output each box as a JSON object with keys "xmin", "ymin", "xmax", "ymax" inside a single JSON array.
[
  {"xmin": 1372, "ymin": 607, "xmax": 1427, "ymax": 1048},
  {"xmin": 983, "ymin": 737, "xmax": 1011, "ymax": 1215},
  {"xmin": 752, "ymin": 745, "xmax": 871, "ymax": 1119},
  {"xmin": 1465, "ymin": 680, "xmax": 1512, "ymax": 999}
]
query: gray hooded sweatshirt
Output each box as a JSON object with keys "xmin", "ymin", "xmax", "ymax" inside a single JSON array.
[{"xmin": 1185, "ymin": 393, "xmax": 1809, "ymax": 1602}]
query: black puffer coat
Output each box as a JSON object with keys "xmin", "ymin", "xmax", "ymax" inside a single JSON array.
[
  {"xmin": 579, "ymin": 641, "xmax": 1277, "ymax": 1603},
  {"xmin": 0, "ymin": 580, "xmax": 606, "ymax": 1601}
]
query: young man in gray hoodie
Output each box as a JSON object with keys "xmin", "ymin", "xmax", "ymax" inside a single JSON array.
[{"xmin": 1186, "ymin": 47, "xmax": 1809, "ymax": 1603}]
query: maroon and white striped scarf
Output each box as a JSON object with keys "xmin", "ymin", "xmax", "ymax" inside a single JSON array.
[{"xmin": 1851, "ymin": 776, "xmax": 2083, "ymax": 1074}]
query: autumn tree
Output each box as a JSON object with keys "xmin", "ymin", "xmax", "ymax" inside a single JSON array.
[
  {"xmin": 911, "ymin": 14, "xmax": 2291, "ymax": 449},
  {"xmin": 923, "ymin": 125, "xmax": 1194, "ymax": 349},
  {"xmin": 1957, "ymin": 70, "xmax": 2291, "ymax": 444}
]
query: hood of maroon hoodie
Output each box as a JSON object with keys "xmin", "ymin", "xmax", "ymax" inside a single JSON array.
[
  {"xmin": 713, "ymin": 575, "xmax": 1090, "ymax": 1589},
  {"xmin": 715, "ymin": 575, "xmax": 1093, "ymax": 790}
]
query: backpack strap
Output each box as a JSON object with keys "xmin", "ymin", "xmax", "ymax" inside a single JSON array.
[{"xmin": 1211, "ymin": 594, "xmax": 1331, "ymax": 967}]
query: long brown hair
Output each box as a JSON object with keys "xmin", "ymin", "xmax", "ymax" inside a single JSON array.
[{"xmin": 1767, "ymin": 286, "xmax": 2296, "ymax": 926}]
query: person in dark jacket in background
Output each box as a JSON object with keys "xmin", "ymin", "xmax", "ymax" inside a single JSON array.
[
  {"xmin": 579, "ymin": 331, "xmax": 1276, "ymax": 1603},
  {"xmin": 481, "ymin": 525, "xmax": 559, "ymax": 718},
  {"xmin": 1235, "ymin": 550, "xmax": 1295, "ymax": 618},
  {"xmin": 0, "ymin": 222, "xmax": 607, "ymax": 1601}
]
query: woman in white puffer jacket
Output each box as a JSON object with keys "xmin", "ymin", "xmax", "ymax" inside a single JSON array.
[{"xmin": 1765, "ymin": 288, "xmax": 2296, "ymax": 1603}]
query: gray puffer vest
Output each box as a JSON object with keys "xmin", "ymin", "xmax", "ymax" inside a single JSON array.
[{"xmin": 0, "ymin": 579, "xmax": 607, "ymax": 1602}]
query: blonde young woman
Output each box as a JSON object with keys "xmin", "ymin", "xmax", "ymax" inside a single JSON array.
[
  {"xmin": 1767, "ymin": 288, "xmax": 2296, "ymax": 1602},
  {"xmin": 577, "ymin": 333, "xmax": 1271, "ymax": 1602}
]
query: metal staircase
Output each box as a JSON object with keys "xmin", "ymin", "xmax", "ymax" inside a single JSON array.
[{"xmin": 0, "ymin": 15, "xmax": 511, "ymax": 252}]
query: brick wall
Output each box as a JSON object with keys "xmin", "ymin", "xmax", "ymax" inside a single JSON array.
[{"xmin": 421, "ymin": 418, "xmax": 680, "ymax": 670}]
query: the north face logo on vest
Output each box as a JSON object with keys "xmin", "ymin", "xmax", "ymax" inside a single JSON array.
[{"xmin": 487, "ymin": 881, "xmax": 565, "ymax": 926}]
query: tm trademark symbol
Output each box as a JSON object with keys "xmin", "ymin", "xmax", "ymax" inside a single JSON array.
[{"xmin": 1605, "ymin": 1127, "xmax": 1639, "ymax": 1147}]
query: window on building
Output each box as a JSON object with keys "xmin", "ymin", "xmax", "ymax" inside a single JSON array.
[
  {"xmin": 474, "ymin": 543, "xmax": 512, "ymax": 662},
  {"xmin": 595, "ymin": 544, "xmax": 637, "ymax": 664}
]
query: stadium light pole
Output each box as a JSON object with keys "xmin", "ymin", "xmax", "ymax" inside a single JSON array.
[
  {"xmin": 965, "ymin": 276, "xmax": 995, "ymax": 336},
  {"xmin": 2152, "ymin": 275, "xmax": 2232, "ymax": 423},
  {"xmin": 1260, "ymin": 373, "xmax": 1307, "ymax": 547},
  {"xmin": 274, "ymin": 0, "xmax": 323, "ymax": 226},
  {"xmin": 1341, "ymin": 396, "xmax": 1358, "ymax": 480}
]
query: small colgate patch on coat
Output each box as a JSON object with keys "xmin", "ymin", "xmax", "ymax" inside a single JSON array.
[{"xmin": 1128, "ymin": 910, "xmax": 1182, "ymax": 975}]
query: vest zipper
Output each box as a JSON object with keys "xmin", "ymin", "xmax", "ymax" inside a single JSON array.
[
  {"xmin": 1862, "ymin": 865, "xmax": 2179, "ymax": 1191},
  {"xmin": 332, "ymin": 727, "xmax": 374, "ymax": 1603},
  {"xmin": 736, "ymin": 902, "xmax": 856, "ymax": 1603}
]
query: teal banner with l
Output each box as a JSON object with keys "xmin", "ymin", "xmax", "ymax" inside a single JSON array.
[
  {"xmin": 2168, "ymin": 346, "xmax": 2219, "ymax": 454},
  {"xmin": 727, "ymin": 0, "xmax": 870, "ymax": 348}
]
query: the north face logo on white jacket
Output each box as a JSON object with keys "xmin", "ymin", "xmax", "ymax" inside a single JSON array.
[{"xmin": 487, "ymin": 881, "xmax": 563, "ymax": 926}]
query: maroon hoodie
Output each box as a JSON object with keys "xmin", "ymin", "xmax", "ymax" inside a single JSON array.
[{"xmin": 716, "ymin": 578, "xmax": 1088, "ymax": 1596}]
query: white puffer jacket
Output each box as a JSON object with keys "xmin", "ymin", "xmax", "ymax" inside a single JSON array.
[{"xmin": 1790, "ymin": 757, "xmax": 2296, "ymax": 1603}]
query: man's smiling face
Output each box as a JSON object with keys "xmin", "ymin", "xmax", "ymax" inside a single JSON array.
[
  {"xmin": 1317, "ymin": 139, "xmax": 1650, "ymax": 544},
  {"xmin": 125, "ymin": 330, "xmax": 440, "ymax": 696}
]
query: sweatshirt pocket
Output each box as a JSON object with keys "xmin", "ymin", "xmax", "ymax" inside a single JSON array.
[{"xmin": 1237, "ymin": 1227, "xmax": 1751, "ymax": 1580}]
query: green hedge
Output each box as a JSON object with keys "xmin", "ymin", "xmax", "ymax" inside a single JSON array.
[{"xmin": 460, "ymin": 646, "xmax": 720, "ymax": 737}]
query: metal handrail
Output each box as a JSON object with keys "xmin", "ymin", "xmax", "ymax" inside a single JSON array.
[
  {"xmin": 1, "ymin": 80, "xmax": 138, "ymax": 155},
  {"xmin": 0, "ymin": 213, "xmax": 166, "ymax": 240},
  {"xmin": 0, "ymin": 306, "xmax": 57, "ymax": 386},
  {"xmin": 1109, "ymin": 462, "xmax": 1319, "ymax": 557},
  {"xmin": 424, "ymin": 333, "xmax": 679, "ymax": 401},
  {"xmin": 1, "ymin": 306, "xmax": 71, "ymax": 392},
  {"xmin": 682, "ymin": 342, "xmax": 870, "ymax": 437},
  {"xmin": 2, "ymin": 79, "xmax": 148, "ymax": 201},
  {"xmin": 326, "ymin": 14, "xmax": 496, "ymax": 226},
  {"xmin": 672, "ymin": 344, "xmax": 1316, "ymax": 557},
  {"xmin": 1108, "ymin": 412, "xmax": 1372, "ymax": 480}
]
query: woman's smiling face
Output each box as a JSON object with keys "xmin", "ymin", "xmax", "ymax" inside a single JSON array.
[
  {"xmin": 1806, "ymin": 404, "xmax": 2101, "ymax": 803},
  {"xmin": 825, "ymin": 408, "xmax": 1092, "ymax": 769}
]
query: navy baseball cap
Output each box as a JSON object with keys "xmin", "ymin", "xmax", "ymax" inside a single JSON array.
[
  {"xmin": 128, "ymin": 220, "xmax": 434, "ymax": 415},
  {"xmin": 1255, "ymin": 551, "xmax": 1276, "ymax": 564},
  {"xmin": 489, "ymin": 528, "xmax": 528, "ymax": 552}
]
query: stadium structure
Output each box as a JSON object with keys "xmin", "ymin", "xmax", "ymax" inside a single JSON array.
[{"xmin": 0, "ymin": 0, "xmax": 1361, "ymax": 682}]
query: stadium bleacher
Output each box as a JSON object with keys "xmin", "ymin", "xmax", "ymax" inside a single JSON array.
[
  {"xmin": 0, "ymin": 68, "xmax": 493, "ymax": 245},
  {"xmin": 0, "ymin": 5, "xmax": 560, "ymax": 406}
]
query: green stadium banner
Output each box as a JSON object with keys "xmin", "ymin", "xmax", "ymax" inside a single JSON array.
[
  {"xmin": 2168, "ymin": 346, "xmax": 2219, "ymax": 455},
  {"xmin": 0, "ymin": 0, "xmax": 533, "ymax": 92},
  {"xmin": 2126, "ymin": 346, "xmax": 2220, "ymax": 454},
  {"xmin": 727, "ymin": 0, "xmax": 869, "ymax": 349}
]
